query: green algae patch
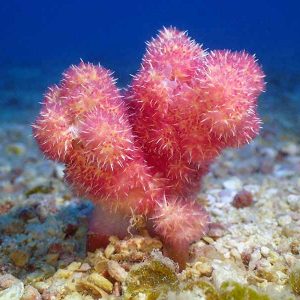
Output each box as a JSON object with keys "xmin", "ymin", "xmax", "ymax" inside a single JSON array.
[
  {"xmin": 290, "ymin": 265, "xmax": 300, "ymax": 295},
  {"xmin": 124, "ymin": 259, "xmax": 179, "ymax": 300},
  {"xmin": 220, "ymin": 281, "xmax": 270, "ymax": 300},
  {"xmin": 6, "ymin": 143, "xmax": 26, "ymax": 155},
  {"xmin": 183, "ymin": 280, "xmax": 220, "ymax": 299},
  {"xmin": 25, "ymin": 184, "xmax": 54, "ymax": 197}
]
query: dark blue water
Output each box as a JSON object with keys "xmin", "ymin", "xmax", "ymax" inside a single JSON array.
[{"xmin": 0, "ymin": 0, "xmax": 299, "ymax": 125}]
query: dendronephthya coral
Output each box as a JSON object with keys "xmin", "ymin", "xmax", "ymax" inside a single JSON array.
[{"xmin": 33, "ymin": 27, "xmax": 265, "ymax": 267}]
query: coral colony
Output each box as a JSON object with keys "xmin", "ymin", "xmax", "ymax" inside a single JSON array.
[{"xmin": 33, "ymin": 27, "xmax": 265, "ymax": 267}]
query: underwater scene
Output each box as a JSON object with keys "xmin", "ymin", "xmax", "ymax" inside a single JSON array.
[{"xmin": 0, "ymin": 1, "xmax": 300, "ymax": 299}]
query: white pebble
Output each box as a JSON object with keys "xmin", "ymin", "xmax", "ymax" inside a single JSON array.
[
  {"xmin": 0, "ymin": 281, "xmax": 24, "ymax": 300},
  {"xmin": 222, "ymin": 177, "xmax": 242, "ymax": 190},
  {"xmin": 212, "ymin": 260, "xmax": 246, "ymax": 288},
  {"xmin": 274, "ymin": 168, "xmax": 294, "ymax": 178},
  {"xmin": 284, "ymin": 253, "xmax": 297, "ymax": 267},
  {"xmin": 278, "ymin": 215, "xmax": 292, "ymax": 226},
  {"xmin": 230, "ymin": 248, "xmax": 241, "ymax": 260},
  {"xmin": 281, "ymin": 143, "xmax": 299, "ymax": 156},
  {"xmin": 243, "ymin": 184, "xmax": 260, "ymax": 194},
  {"xmin": 264, "ymin": 188, "xmax": 278, "ymax": 198},
  {"xmin": 287, "ymin": 195, "xmax": 300, "ymax": 210},
  {"xmin": 54, "ymin": 164, "xmax": 65, "ymax": 179},
  {"xmin": 249, "ymin": 249, "xmax": 261, "ymax": 271},
  {"xmin": 260, "ymin": 246, "xmax": 270, "ymax": 257}
]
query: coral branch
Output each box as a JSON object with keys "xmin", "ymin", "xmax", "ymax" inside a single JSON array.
[
  {"xmin": 197, "ymin": 50, "xmax": 265, "ymax": 145},
  {"xmin": 149, "ymin": 196, "xmax": 209, "ymax": 268}
]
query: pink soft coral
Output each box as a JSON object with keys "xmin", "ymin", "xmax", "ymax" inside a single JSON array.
[{"xmin": 33, "ymin": 27, "xmax": 265, "ymax": 267}]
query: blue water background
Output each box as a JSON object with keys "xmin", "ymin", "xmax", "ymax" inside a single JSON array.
[{"xmin": 0, "ymin": 0, "xmax": 299, "ymax": 125}]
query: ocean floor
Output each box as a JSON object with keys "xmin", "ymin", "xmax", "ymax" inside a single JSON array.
[
  {"xmin": 0, "ymin": 65, "xmax": 300, "ymax": 299},
  {"xmin": 0, "ymin": 122, "xmax": 299, "ymax": 299}
]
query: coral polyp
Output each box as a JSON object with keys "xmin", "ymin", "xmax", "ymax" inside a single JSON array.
[
  {"xmin": 78, "ymin": 108, "xmax": 134, "ymax": 170},
  {"xmin": 33, "ymin": 27, "xmax": 265, "ymax": 266}
]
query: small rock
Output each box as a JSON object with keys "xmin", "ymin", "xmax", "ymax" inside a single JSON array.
[
  {"xmin": 53, "ymin": 164, "xmax": 65, "ymax": 179},
  {"xmin": 63, "ymin": 292, "xmax": 85, "ymax": 300},
  {"xmin": 290, "ymin": 241, "xmax": 300, "ymax": 255},
  {"xmin": 218, "ymin": 189, "xmax": 234, "ymax": 204},
  {"xmin": 202, "ymin": 236, "xmax": 214, "ymax": 244},
  {"xmin": 66, "ymin": 261, "xmax": 81, "ymax": 271},
  {"xmin": 3, "ymin": 220, "xmax": 24, "ymax": 234},
  {"xmin": 30, "ymin": 281, "xmax": 49, "ymax": 294},
  {"xmin": 112, "ymin": 282, "xmax": 121, "ymax": 297},
  {"xmin": 207, "ymin": 223, "xmax": 226, "ymax": 239},
  {"xmin": 260, "ymin": 246, "xmax": 270, "ymax": 257},
  {"xmin": 264, "ymin": 188, "xmax": 278, "ymax": 198},
  {"xmin": 10, "ymin": 250, "xmax": 29, "ymax": 267},
  {"xmin": 249, "ymin": 249, "xmax": 262, "ymax": 271},
  {"xmin": 274, "ymin": 168, "xmax": 294, "ymax": 178},
  {"xmin": 87, "ymin": 273, "xmax": 113, "ymax": 293},
  {"xmin": 280, "ymin": 142, "xmax": 299, "ymax": 156},
  {"xmin": 282, "ymin": 224, "xmax": 300, "ymax": 237},
  {"xmin": 190, "ymin": 245, "xmax": 222, "ymax": 261},
  {"xmin": 256, "ymin": 268, "xmax": 278, "ymax": 283},
  {"xmin": 284, "ymin": 253, "xmax": 297, "ymax": 267},
  {"xmin": 107, "ymin": 261, "xmax": 128, "ymax": 282},
  {"xmin": 45, "ymin": 254, "xmax": 59, "ymax": 266},
  {"xmin": 0, "ymin": 202, "xmax": 14, "ymax": 215},
  {"xmin": 21, "ymin": 285, "xmax": 42, "ymax": 300},
  {"xmin": 64, "ymin": 223, "xmax": 78, "ymax": 238},
  {"xmin": 94, "ymin": 260, "xmax": 108, "ymax": 274},
  {"xmin": 287, "ymin": 195, "xmax": 300, "ymax": 210},
  {"xmin": 243, "ymin": 184, "xmax": 260, "ymax": 194},
  {"xmin": 277, "ymin": 215, "xmax": 292, "ymax": 226},
  {"xmin": 41, "ymin": 283, "xmax": 61, "ymax": 300},
  {"xmin": 47, "ymin": 243, "xmax": 63, "ymax": 254},
  {"xmin": 212, "ymin": 260, "xmax": 247, "ymax": 288},
  {"xmin": 104, "ymin": 244, "xmax": 115, "ymax": 259},
  {"xmin": 241, "ymin": 250, "xmax": 251, "ymax": 267},
  {"xmin": 0, "ymin": 163, "xmax": 12, "ymax": 175},
  {"xmin": 78, "ymin": 263, "xmax": 91, "ymax": 272},
  {"xmin": 259, "ymin": 147, "xmax": 277, "ymax": 159},
  {"xmin": 76, "ymin": 278, "xmax": 108, "ymax": 298},
  {"xmin": 222, "ymin": 177, "xmax": 242, "ymax": 190},
  {"xmin": 0, "ymin": 274, "xmax": 20, "ymax": 289},
  {"xmin": 259, "ymin": 159, "xmax": 274, "ymax": 174},
  {"xmin": 232, "ymin": 190, "xmax": 253, "ymax": 208},
  {"xmin": 230, "ymin": 248, "xmax": 241, "ymax": 260},
  {"xmin": 35, "ymin": 198, "xmax": 57, "ymax": 222},
  {"xmin": 194, "ymin": 261, "xmax": 213, "ymax": 277},
  {"xmin": 18, "ymin": 208, "xmax": 36, "ymax": 222},
  {"xmin": 0, "ymin": 281, "xmax": 24, "ymax": 299}
]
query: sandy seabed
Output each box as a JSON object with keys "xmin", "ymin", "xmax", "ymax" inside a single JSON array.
[{"xmin": 0, "ymin": 121, "xmax": 299, "ymax": 299}]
